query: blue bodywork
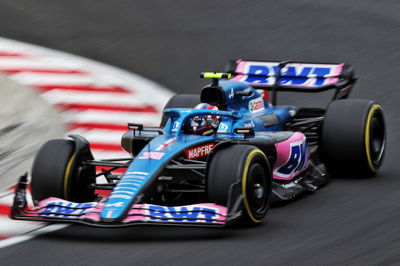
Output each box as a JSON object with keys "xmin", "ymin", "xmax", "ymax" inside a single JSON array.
[{"xmin": 101, "ymin": 80, "xmax": 294, "ymax": 222}]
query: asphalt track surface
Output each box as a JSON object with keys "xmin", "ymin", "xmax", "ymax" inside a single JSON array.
[{"xmin": 0, "ymin": 0, "xmax": 399, "ymax": 265}]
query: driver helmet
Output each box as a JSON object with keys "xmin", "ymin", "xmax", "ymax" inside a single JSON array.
[{"xmin": 191, "ymin": 103, "xmax": 221, "ymax": 136}]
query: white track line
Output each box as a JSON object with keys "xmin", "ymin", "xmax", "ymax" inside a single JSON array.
[
  {"xmin": 9, "ymin": 72, "xmax": 95, "ymax": 85},
  {"xmin": 0, "ymin": 216, "xmax": 46, "ymax": 236},
  {"xmin": 0, "ymin": 37, "xmax": 173, "ymax": 104},
  {"xmin": 0, "ymin": 58, "xmax": 84, "ymax": 69},
  {"xmin": 62, "ymin": 110, "xmax": 162, "ymax": 125},
  {"xmin": 40, "ymin": 90, "xmax": 150, "ymax": 105},
  {"xmin": 0, "ymin": 195, "xmax": 13, "ymax": 206},
  {"xmin": 0, "ymin": 224, "xmax": 69, "ymax": 249}
]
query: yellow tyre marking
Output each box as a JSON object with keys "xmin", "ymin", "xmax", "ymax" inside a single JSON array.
[
  {"xmin": 365, "ymin": 104, "xmax": 382, "ymax": 172},
  {"xmin": 242, "ymin": 149, "xmax": 267, "ymax": 223},
  {"xmin": 64, "ymin": 154, "xmax": 76, "ymax": 200}
]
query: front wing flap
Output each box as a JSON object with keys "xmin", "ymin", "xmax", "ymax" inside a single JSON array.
[{"xmin": 11, "ymin": 176, "xmax": 229, "ymax": 227}]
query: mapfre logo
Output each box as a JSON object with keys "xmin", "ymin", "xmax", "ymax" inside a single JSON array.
[
  {"xmin": 184, "ymin": 143, "xmax": 214, "ymax": 160},
  {"xmin": 248, "ymin": 97, "xmax": 264, "ymax": 112}
]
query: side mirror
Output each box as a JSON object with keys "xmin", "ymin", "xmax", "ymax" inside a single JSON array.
[
  {"xmin": 128, "ymin": 123, "xmax": 143, "ymax": 131},
  {"xmin": 234, "ymin": 127, "xmax": 255, "ymax": 136}
]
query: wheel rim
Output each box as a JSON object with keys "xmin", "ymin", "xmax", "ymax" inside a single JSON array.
[
  {"xmin": 241, "ymin": 149, "xmax": 270, "ymax": 223},
  {"xmin": 368, "ymin": 107, "xmax": 385, "ymax": 168},
  {"xmin": 247, "ymin": 163, "xmax": 268, "ymax": 214}
]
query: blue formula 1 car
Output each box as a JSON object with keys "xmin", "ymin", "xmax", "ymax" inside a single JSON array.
[{"xmin": 11, "ymin": 60, "xmax": 386, "ymax": 227}]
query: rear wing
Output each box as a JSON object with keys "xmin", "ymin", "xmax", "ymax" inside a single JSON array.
[{"xmin": 226, "ymin": 59, "xmax": 356, "ymax": 104}]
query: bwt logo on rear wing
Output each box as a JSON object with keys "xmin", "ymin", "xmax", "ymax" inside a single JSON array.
[{"xmin": 227, "ymin": 59, "xmax": 356, "ymax": 99}]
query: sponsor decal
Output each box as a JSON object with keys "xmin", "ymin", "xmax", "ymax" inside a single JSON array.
[
  {"xmin": 274, "ymin": 139, "xmax": 308, "ymax": 179},
  {"xmin": 105, "ymin": 202, "xmax": 124, "ymax": 207},
  {"xmin": 282, "ymin": 182, "xmax": 298, "ymax": 189},
  {"xmin": 125, "ymin": 171, "xmax": 148, "ymax": 175},
  {"xmin": 172, "ymin": 121, "xmax": 180, "ymax": 132},
  {"xmin": 148, "ymin": 205, "xmax": 217, "ymax": 223},
  {"xmin": 139, "ymin": 152, "xmax": 165, "ymax": 160},
  {"xmin": 109, "ymin": 194, "xmax": 132, "ymax": 200},
  {"xmin": 39, "ymin": 201, "xmax": 96, "ymax": 217},
  {"xmin": 229, "ymin": 88, "xmax": 235, "ymax": 99},
  {"xmin": 120, "ymin": 175, "xmax": 145, "ymax": 181},
  {"xmin": 35, "ymin": 201, "xmax": 226, "ymax": 224},
  {"xmin": 242, "ymin": 63, "xmax": 338, "ymax": 86},
  {"xmin": 248, "ymin": 97, "xmax": 264, "ymax": 112},
  {"xmin": 243, "ymin": 121, "xmax": 255, "ymax": 128},
  {"xmin": 218, "ymin": 122, "xmax": 229, "ymax": 133},
  {"xmin": 156, "ymin": 137, "xmax": 178, "ymax": 151},
  {"xmin": 184, "ymin": 143, "xmax": 214, "ymax": 160}
]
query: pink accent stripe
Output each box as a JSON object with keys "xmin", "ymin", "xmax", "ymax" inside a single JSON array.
[
  {"xmin": 235, "ymin": 59, "xmax": 246, "ymax": 74},
  {"xmin": 157, "ymin": 137, "xmax": 178, "ymax": 151},
  {"xmin": 34, "ymin": 84, "xmax": 131, "ymax": 94},
  {"xmin": 57, "ymin": 103, "xmax": 158, "ymax": 113},
  {"xmin": 328, "ymin": 63, "xmax": 344, "ymax": 83},
  {"xmin": 333, "ymin": 63, "xmax": 344, "ymax": 76},
  {"xmin": 230, "ymin": 74, "xmax": 244, "ymax": 81},
  {"xmin": 0, "ymin": 68, "xmax": 87, "ymax": 75},
  {"xmin": 68, "ymin": 122, "xmax": 129, "ymax": 131}
]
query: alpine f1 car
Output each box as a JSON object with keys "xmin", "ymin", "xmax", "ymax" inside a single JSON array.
[{"xmin": 11, "ymin": 59, "xmax": 386, "ymax": 227}]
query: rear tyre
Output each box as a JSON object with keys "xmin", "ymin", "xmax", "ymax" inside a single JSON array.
[
  {"xmin": 320, "ymin": 99, "xmax": 385, "ymax": 177},
  {"xmin": 31, "ymin": 139, "xmax": 95, "ymax": 202},
  {"xmin": 160, "ymin": 94, "xmax": 200, "ymax": 127},
  {"xmin": 207, "ymin": 145, "xmax": 272, "ymax": 226}
]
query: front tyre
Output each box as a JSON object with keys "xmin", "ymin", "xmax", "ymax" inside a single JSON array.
[
  {"xmin": 31, "ymin": 139, "xmax": 95, "ymax": 203},
  {"xmin": 320, "ymin": 99, "xmax": 386, "ymax": 177},
  {"xmin": 207, "ymin": 145, "xmax": 272, "ymax": 226}
]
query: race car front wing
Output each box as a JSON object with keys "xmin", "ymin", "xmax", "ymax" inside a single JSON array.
[{"xmin": 10, "ymin": 175, "xmax": 229, "ymax": 227}]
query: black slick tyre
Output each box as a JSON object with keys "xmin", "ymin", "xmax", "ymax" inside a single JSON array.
[
  {"xmin": 320, "ymin": 99, "xmax": 385, "ymax": 177},
  {"xmin": 160, "ymin": 94, "xmax": 200, "ymax": 127},
  {"xmin": 207, "ymin": 145, "xmax": 272, "ymax": 226},
  {"xmin": 31, "ymin": 139, "xmax": 95, "ymax": 202}
]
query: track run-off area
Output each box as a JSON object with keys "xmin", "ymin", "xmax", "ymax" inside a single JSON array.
[
  {"xmin": 0, "ymin": 37, "xmax": 171, "ymax": 246},
  {"xmin": 0, "ymin": 0, "xmax": 400, "ymax": 265}
]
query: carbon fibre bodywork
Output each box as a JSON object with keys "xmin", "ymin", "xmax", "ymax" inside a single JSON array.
[{"xmin": 11, "ymin": 60, "xmax": 357, "ymax": 227}]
